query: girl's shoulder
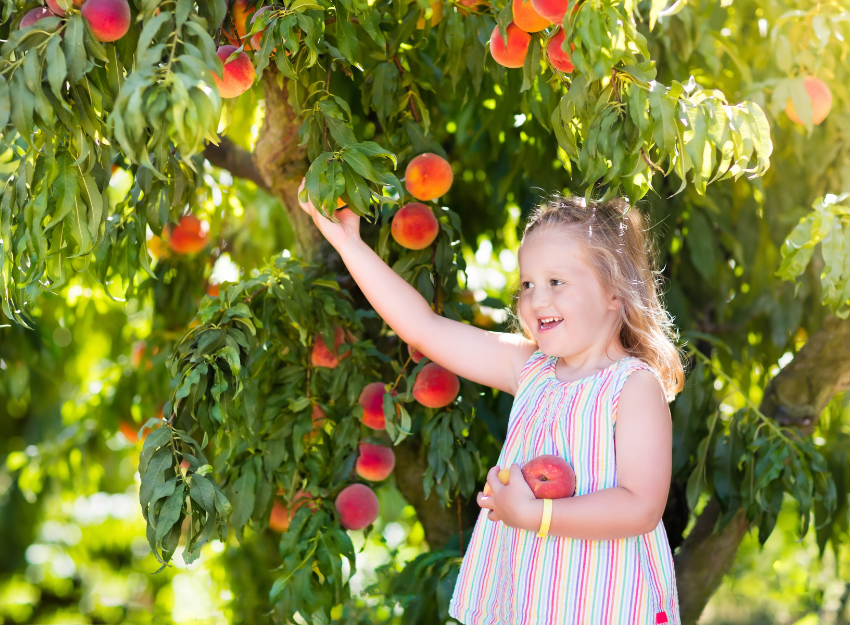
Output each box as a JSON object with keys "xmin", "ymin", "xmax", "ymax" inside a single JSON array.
[{"xmin": 610, "ymin": 357, "xmax": 665, "ymax": 406}]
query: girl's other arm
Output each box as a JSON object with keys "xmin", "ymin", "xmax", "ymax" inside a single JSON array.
[
  {"xmin": 478, "ymin": 370, "xmax": 672, "ymax": 538},
  {"xmin": 297, "ymin": 194, "xmax": 535, "ymax": 396}
]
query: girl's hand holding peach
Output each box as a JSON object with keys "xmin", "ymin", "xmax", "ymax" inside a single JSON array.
[
  {"xmin": 297, "ymin": 177, "xmax": 361, "ymax": 250},
  {"xmin": 477, "ymin": 464, "xmax": 542, "ymax": 532}
]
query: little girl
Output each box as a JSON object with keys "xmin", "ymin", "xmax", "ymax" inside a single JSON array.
[{"xmin": 300, "ymin": 191, "xmax": 685, "ymax": 624}]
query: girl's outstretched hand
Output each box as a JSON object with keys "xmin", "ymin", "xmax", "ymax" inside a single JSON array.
[
  {"xmin": 297, "ymin": 178, "xmax": 361, "ymax": 250},
  {"xmin": 477, "ymin": 464, "xmax": 542, "ymax": 532}
]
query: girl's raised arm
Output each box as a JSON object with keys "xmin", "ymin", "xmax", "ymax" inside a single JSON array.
[{"xmin": 299, "ymin": 195, "xmax": 535, "ymax": 396}]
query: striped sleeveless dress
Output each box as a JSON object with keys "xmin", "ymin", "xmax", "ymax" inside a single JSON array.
[{"xmin": 449, "ymin": 350, "xmax": 680, "ymax": 625}]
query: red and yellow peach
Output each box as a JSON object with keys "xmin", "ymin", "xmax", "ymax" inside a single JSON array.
[
  {"xmin": 358, "ymin": 382, "xmax": 399, "ymax": 430},
  {"xmin": 512, "ymin": 0, "xmax": 550, "ymax": 33},
  {"xmin": 335, "ymin": 483, "xmax": 380, "ymax": 530},
  {"xmin": 785, "ymin": 76, "xmax": 832, "ymax": 126},
  {"xmin": 547, "ymin": 29, "xmax": 574, "ymax": 73},
  {"xmin": 355, "ymin": 442, "xmax": 396, "ymax": 481},
  {"xmin": 530, "ymin": 0, "xmax": 571, "ymax": 23},
  {"xmin": 311, "ymin": 326, "xmax": 353, "ymax": 369},
  {"xmin": 213, "ymin": 45, "xmax": 254, "ymax": 99},
  {"xmin": 81, "ymin": 0, "xmax": 131, "ymax": 42},
  {"xmin": 391, "ymin": 202, "xmax": 440, "ymax": 250},
  {"xmin": 46, "ymin": 0, "xmax": 86, "ymax": 17},
  {"xmin": 408, "ymin": 344, "xmax": 424, "ymax": 363},
  {"xmin": 19, "ymin": 7, "xmax": 55, "ymax": 29},
  {"xmin": 490, "ymin": 23, "xmax": 531, "ymax": 68},
  {"xmin": 404, "ymin": 153, "xmax": 453, "ymax": 201},
  {"xmin": 165, "ymin": 215, "xmax": 209, "ymax": 255},
  {"xmin": 412, "ymin": 362, "xmax": 460, "ymax": 408}
]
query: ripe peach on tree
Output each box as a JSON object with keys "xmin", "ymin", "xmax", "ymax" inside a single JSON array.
[
  {"xmin": 335, "ymin": 484, "xmax": 380, "ymax": 530},
  {"xmin": 355, "ymin": 442, "xmax": 396, "ymax": 481},
  {"xmin": 391, "ymin": 202, "xmax": 440, "ymax": 250},
  {"xmin": 490, "ymin": 23, "xmax": 531, "ymax": 68},
  {"xmin": 81, "ymin": 0, "xmax": 131, "ymax": 42},
  {"xmin": 228, "ymin": 0, "xmax": 257, "ymax": 49},
  {"xmin": 785, "ymin": 76, "xmax": 832, "ymax": 126},
  {"xmin": 165, "ymin": 215, "xmax": 209, "ymax": 255},
  {"xmin": 18, "ymin": 8, "xmax": 56, "ymax": 30},
  {"xmin": 512, "ymin": 0, "xmax": 550, "ymax": 33},
  {"xmin": 404, "ymin": 153, "xmax": 454, "ymax": 201},
  {"xmin": 412, "ymin": 362, "xmax": 460, "ymax": 408},
  {"xmin": 212, "ymin": 45, "xmax": 255, "ymax": 99},
  {"xmin": 46, "ymin": 0, "xmax": 86, "ymax": 17},
  {"xmin": 358, "ymin": 382, "xmax": 399, "ymax": 430},
  {"xmin": 547, "ymin": 29, "xmax": 575, "ymax": 73},
  {"xmin": 530, "ymin": 0, "xmax": 571, "ymax": 23},
  {"xmin": 311, "ymin": 326, "xmax": 353, "ymax": 368}
]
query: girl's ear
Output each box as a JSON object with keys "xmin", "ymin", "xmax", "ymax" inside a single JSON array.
[{"xmin": 607, "ymin": 291, "xmax": 623, "ymax": 311}]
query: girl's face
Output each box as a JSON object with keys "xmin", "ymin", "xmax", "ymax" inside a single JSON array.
[{"xmin": 517, "ymin": 229, "xmax": 623, "ymax": 358}]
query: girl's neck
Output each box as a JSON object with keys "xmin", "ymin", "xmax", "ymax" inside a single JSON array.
[{"xmin": 555, "ymin": 346, "xmax": 630, "ymax": 380}]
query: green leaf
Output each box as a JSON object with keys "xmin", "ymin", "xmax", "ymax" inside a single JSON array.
[
  {"xmin": 46, "ymin": 36, "xmax": 67, "ymax": 100},
  {"xmin": 0, "ymin": 74, "xmax": 9, "ymax": 129},
  {"xmin": 360, "ymin": 9, "xmax": 386, "ymax": 47},
  {"xmin": 64, "ymin": 15, "xmax": 87, "ymax": 83},
  {"xmin": 371, "ymin": 62, "xmax": 399, "ymax": 122},
  {"xmin": 229, "ymin": 463, "xmax": 257, "ymax": 531},
  {"xmin": 189, "ymin": 474, "xmax": 218, "ymax": 515},
  {"xmin": 318, "ymin": 100, "xmax": 356, "ymax": 147},
  {"xmin": 336, "ymin": 18, "xmax": 359, "ymax": 65},
  {"xmin": 46, "ymin": 152, "xmax": 78, "ymax": 231},
  {"xmin": 156, "ymin": 484, "xmax": 186, "ymax": 544}
]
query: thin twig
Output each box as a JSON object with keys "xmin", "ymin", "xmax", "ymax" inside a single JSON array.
[
  {"xmin": 244, "ymin": 285, "xmax": 269, "ymax": 303},
  {"xmin": 610, "ymin": 68, "xmax": 620, "ymax": 103},
  {"xmin": 390, "ymin": 353, "xmax": 415, "ymax": 392},
  {"xmin": 641, "ymin": 149, "xmax": 664, "ymax": 173}
]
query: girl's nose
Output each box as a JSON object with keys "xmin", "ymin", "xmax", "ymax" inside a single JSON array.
[{"xmin": 529, "ymin": 286, "xmax": 551, "ymax": 310}]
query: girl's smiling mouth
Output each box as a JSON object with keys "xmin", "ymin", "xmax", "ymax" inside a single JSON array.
[{"xmin": 538, "ymin": 317, "xmax": 563, "ymax": 332}]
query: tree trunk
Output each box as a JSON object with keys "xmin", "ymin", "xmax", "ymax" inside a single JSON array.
[
  {"xmin": 392, "ymin": 437, "xmax": 480, "ymax": 550},
  {"xmin": 252, "ymin": 71, "xmax": 322, "ymax": 261},
  {"xmin": 675, "ymin": 315, "xmax": 850, "ymax": 624}
]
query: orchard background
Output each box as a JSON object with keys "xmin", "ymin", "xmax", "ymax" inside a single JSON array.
[{"xmin": 1, "ymin": 0, "xmax": 850, "ymax": 623}]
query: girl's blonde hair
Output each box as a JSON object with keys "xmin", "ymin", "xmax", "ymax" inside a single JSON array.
[{"xmin": 507, "ymin": 193, "xmax": 686, "ymax": 402}]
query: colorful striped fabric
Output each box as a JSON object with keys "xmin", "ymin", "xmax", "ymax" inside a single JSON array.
[{"xmin": 449, "ymin": 350, "xmax": 681, "ymax": 624}]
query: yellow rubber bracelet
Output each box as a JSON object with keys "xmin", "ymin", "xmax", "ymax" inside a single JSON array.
[{"xmin": 537, "ymin": 498, "xmax": 552, "ymax": 537}]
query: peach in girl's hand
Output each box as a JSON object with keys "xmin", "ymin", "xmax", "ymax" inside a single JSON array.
[
  {"xmin": 482, "ymin": 455, "xmax": 575, "ymax": 498},
  {"xmin": 482, "ymin": 468, "xmax": 511, "ymax": 495}
]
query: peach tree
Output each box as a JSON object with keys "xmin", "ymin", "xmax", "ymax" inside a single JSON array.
[{"xmin": 1, "ymin": 0, "xmax": 850, "ymax": 623}]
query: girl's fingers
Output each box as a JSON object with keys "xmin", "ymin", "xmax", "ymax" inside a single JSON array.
[
  {"xmin": 485, "ymin": 465, "xmax": 503, "ymax": 495},
  {"xmin": 476, "ymin": 492, "xmax": 495, "ymax": 510}
]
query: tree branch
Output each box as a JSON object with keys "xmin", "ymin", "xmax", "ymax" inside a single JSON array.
[
  {"xmin": 674, "ymin": 315, "xmax": 850, "ymax": 624},
  {"xmin": 204, "ymin": 137, "xmax": 271, "ymax": 194}
]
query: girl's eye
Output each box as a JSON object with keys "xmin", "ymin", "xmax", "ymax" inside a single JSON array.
[
  {"xmin": 551, "ymin": 279, "xmax": 563, "ymax": 286},
  {"xmin": 521, "ymin": 281, "xmax": 533, "ymax": 290}
]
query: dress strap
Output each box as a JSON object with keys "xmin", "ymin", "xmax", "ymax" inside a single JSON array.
[
  {"xmin": 611, "ymin": 358, "xmax": 664, "ymax": 426},
  {"xmin": 516, "ymin": 349, "xmax": 551, "ymax": 393}
]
